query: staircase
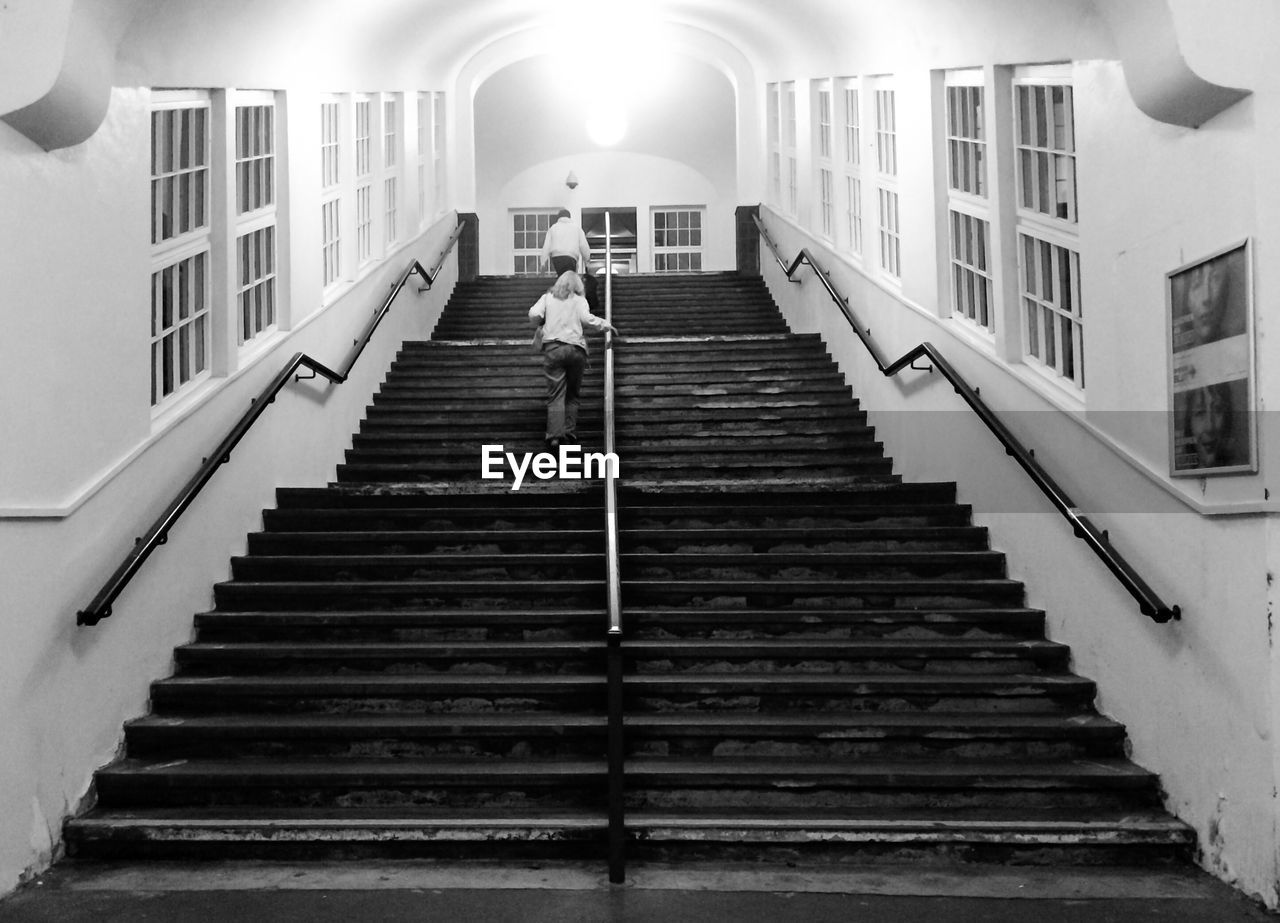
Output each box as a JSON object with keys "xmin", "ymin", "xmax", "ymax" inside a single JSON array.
[{"xmin": 64, "ymin": 271, "xmax": 1193, "ymax": 868}]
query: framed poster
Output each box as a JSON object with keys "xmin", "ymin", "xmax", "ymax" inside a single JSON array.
[{"xmin": 1167, "ymin": 239, "xmax": 1255, "ymax": 476}]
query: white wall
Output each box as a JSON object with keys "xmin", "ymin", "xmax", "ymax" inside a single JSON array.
[
  {"xmin": 471, "ymin": 53, "xmax": 739, "ymax": 275},
  {"xmin": 0, "ymin": 78, "xmax": 461, "ymax": 892},
  {"xmin": 753, "ymin": 2, "xmax": 1280, "ymax": 902}
]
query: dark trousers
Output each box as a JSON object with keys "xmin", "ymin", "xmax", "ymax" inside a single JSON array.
[{"xmin": 542, "ymin": 340, "xmax": 587, "ymax": 443}]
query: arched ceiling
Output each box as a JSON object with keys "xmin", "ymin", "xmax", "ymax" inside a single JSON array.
[{"xmin": 0, "ymin": 0, "xmax": 1254, "ymax": 149}]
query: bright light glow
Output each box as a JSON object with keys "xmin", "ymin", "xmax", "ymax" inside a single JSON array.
[
  {"xmin": 585, "ymin": 111, "xmax": 628, "ymax": 146},
  {"xmin": 551, "ymin": 0, "xmax": 673, "ymax": 108}
]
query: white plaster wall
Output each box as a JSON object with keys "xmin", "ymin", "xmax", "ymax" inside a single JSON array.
[
  {"xmin": 0, "ymin": 83, "xmax": 461, "ymax": 891},
  {"xmin": 754, "ymin": 15, "xmax": 1280, "ymax": 897},
  {"xmin": 469, "ymin": 52, "xmax": 738, "ymax": 274}
]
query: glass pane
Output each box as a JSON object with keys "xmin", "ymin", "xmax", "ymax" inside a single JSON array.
[
  {"xmin": 162, "ymin": 333, "xmax": 174, "ymax": 396},
  {"xmin": 1026, "ymin": 300, "xmax": 1040, "ymax": 357},
  {"xmin": 1040, "ymin": 241, "xmax": 1054, "ymax": 303},
  {"xmin": 1019, "ymin": 149, "xmax": 1034, "ymax": 209},
  {"xmin": 162, "ymin": 265, "xmax": 174, "ymax": 328},
  {"xmin": 1022, "ymin": 236, "xmax": 1036, "ymax": 296},
  {"xmin": 195, "ymin": 316, "xmax": 207, "ymax": 374},
  {"xmin": 1061, "ymin": 315, "xmax": 1075, "ymax": 380},
  {"xmin": 194, "ymin": 108, "xmax": 206, "ymax": 166},
  {"xmin": 179, "ymin": 323, "xmax": 191, "ymax": 384},
  {"xmin": 1034, "ymin": 86, "xmax": 1048, "ymax": 147},
  {"xmin": 195, "ymin": 253, "xmax": 205, "ymax": 314},
  {"xmin": 178, "ymin": 259, "xmax": 190, "ymax": 320},
  {"xmin": 1017, "ymin": 86, "xmax": 1031, "ymax": 146}
]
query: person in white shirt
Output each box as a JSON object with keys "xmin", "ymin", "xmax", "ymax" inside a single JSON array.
[
  {"xmin": 540, "ymin": 208, "xmax": 598, "ymax": 311},
  {"xmin": 528, "ymin": 271, "xmax": 618, "ymax": 450}
]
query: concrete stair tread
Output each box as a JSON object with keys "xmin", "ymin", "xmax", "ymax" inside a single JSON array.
[
  {"xmin": 626, "ymin": 807, "xmax": 1195, "ymax": 842},
  {"xmin": 176, "ymin": 638, "xmax": 1066, "ymax": 657},
  {"xmin": 126, "ymin": 713, "xmax": 608, "ymax": 734},
  {"xmin": 124, "ymin": 711, "xmax": 1117, "ymax": 737},
  {"xmin": 96, "ymin": 758, "xmax": 608, "ymax": 782},
  {"xmin": 151, "ymin": 673, "xmax": 1091, "ymax": 693},
  {"xmin": 622, "ymin": 757, "xmax": 1157, "ymax": 787},
  {"xmin": 67, "ymin": 805, "xmax": 609, "ymax": 834}
]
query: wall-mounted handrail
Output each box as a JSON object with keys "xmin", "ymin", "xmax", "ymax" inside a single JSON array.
[
  {"xmin": 77, "ymin": 227, "xmax": 464, "ymax": 627},
  {"xmin": 601, "ymin": 212, "xmax": 627, "ymax": 883},
  {"xmin": 753, "ymin": 213, "xmax": 1180, "ymax": 624}
]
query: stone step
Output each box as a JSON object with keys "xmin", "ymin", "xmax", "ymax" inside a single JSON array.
[
  {"xmin": 194, "ymin": 607, "xmax": 611, "ymax": 642},
  {"xmin": 246, "ymin": 525, "xmax": 987, "ymax": 556},
  {"xmin": 212, "ymin": 578, "xmax": 609, "ymax": 610},
  {"xmin": 122, "ymin": 711, "xmax": 1123, "ymax": 762},
  {"xmin": 88, "ymin": 756, "xmax": 1157, "ymax": 812},
  {"xmin": 148, "ymin": 672, "xmax": 1094, "ymax": 714},
  {"xmin": 91, "ymin": 758, "xmax": 609, "ymax": 809},
  {"xmin": 171, "ymin": 638, "xmax": 1068, "ymax": 677},
  {"xmin": 623, "ymin": 806, "xmax": 1193, "ymax": 863},
  {"xmin": 192, "ymin": 606, "xmax": 1049, "ymax": 644},
  {"xmin": 621, "ymin": 550, "xmax": 1007, "ymax": 578},
  {"xmin": 621, "ymin": 577, "xmax": 1023, "ymax": 609},
  {"xmin": 149, "ymin": 674, "xmax": 609, "ymax": 712},
  {"xmin": 376, "ymin": 378, "xmax": 850, "ymax": 397},
  {"xmin": 64, "ymin": 806, "xmax": 610, "ymax": 861},
  {"xmin": 63, "ymin": 805, "xmax": 1193, "ymax": 864}
]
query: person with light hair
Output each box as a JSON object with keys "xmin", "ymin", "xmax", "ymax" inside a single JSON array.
[{"xmin": 528, "ymin": 271, "xmax": 618, "ymax": 451}]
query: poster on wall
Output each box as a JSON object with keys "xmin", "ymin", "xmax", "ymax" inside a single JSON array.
[{"xmin": 1167, "ymin": 239, "xmax": 1256, "ymax": 477}]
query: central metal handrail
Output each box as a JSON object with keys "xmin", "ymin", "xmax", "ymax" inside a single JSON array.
[
  {"xmin": 601, "ymin": 211, "xmax": 626, "ymax": 883},
  {"xmin": 77, "ymin": 225, "xmax": 464, "ymax": 627},
  {"xmin": 753, "ymin": 213, "xmax": 1179, "ymax": 624}
]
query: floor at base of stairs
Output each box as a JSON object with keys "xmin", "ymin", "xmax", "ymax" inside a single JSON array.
[{"xmin": 1, "ymin": 861, "xmax": 1272, "ymax": 923}]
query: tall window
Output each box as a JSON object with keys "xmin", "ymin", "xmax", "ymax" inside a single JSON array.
[
  {"xmin": 814, "ymin": 84, "xmax": 834, "ymax": 239},
  {"xmin": 783, "ymin": 82, "xmax": 798, "ymax": 217},
  {"xmin": 234, "ymin": 93, "xmax": 277, "ymax": 346},
  {"xmin": 945, "ymin": 73, "xmax": 992, "ymax": 332},
  {"xmin": 150, "ymin": 93, "xmax": 211, "ymax": 408},
  {"xmin": 873, "ymin": 84, "xmax": 900, "ymax": 279},
  {"xmin": 1015, "ymin": 71, "xmax": 1082, "ymax": 388},
  {"xmin": 319, "ymin": 98, "xmax": 342, "ymax": 289},
  {"xmin": 432, "ymin": 92, "xmax": 446, "ymax": 212},
  {"xmin": 767, "ymin": 84, "xmax": 781, "ymax": 206},
  {"xmin": 417, "ymin": 92, "xmax": 428, "ymax": 225},
  {"xmin": 840, "ymin": 80, "xmax": 863, "ymax": 256},
  {"xmin": 383, "ymin": 96, "xmax": 399, "ymax": 247},
  {"xmin": 653, "ymin": 207, "xmax": 704, "ymax": 272},
  {"xmin": 354, "ymin": 95, "xmax": 374, "ymax": 264},
  {"xmin": 512, "ymin": 210, "xmax": 557, "ymax": 274}
]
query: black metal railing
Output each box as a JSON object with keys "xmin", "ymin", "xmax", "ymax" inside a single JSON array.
[
  {"xmin": 601, "ymin": 211, "xmax": 627, "ymax": 882},
  {"xmin": 754, "ymin": 213, "xmax": 1180, "ymax": 623},
  {"xmin": 77, "ymin": 226, "xmax": 464, "ymax": 627}
]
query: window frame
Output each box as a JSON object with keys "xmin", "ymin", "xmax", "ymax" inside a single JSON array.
[
  {"xmin": 783, "ymin": 82, "xmax": 798, "ymax": 218},
  {"xmin": 943, "ymin": 69, "xmax": 994, "ymax": 335},
  {"xmin": 1013, "ymin": 66, "xmax": 1085, "ymax": 391},
  {"xmin": 813, "ymin": 80, "xmax": 835, "ymax": 241},
  {"xmin": 839, "ymin": 78, "xmax": 864, "ymax": 259},
  {"xmin": 872, "ymin": 80, "xmax": 901, "ymax": 282},
  {"xmin": 511, "ymin": 209, "xmax": 558, "ymax": 275},
  {"xmin": 232, "ymin": 90, "xmax": 279, "ymax": 349},
  {"xmin": 149, "ymin": 90, "xmax": 213, "ymax": 412},
  {"xmin": 652, "ymin": 206, "xmax": 705, "ymax": 273},
  {"xmin": 1012, "ymin": 65, "xmax": 1083, "ymax": 392},
  {"xmin": 382, "ymin": 94, "xmax": 401, "ymax": 249},
  {"xmin": 319, "ymin": 94, "xmax": 344, "ymax": 293}
]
